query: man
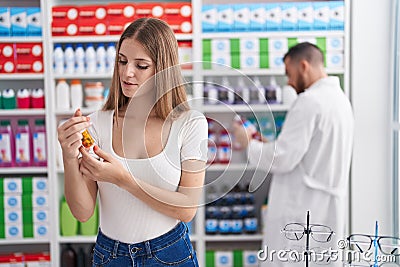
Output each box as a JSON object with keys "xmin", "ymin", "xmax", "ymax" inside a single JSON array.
[{"xmin": 233, "ymin": 42, "xmax": 354, "ymax": 266}]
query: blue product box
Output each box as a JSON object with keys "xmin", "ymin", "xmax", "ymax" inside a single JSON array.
[
  {"xmin": 329, "ymin": 1, "xmax": 345, "ymax": 30},
  {"xmin": 265, "ymin": 3, "xmax": 282, "ymax": 32},
  {"xmin": 297, "ymin": 2, "xmax": 313, "ymax": 31},
  {"xmin": 11, "ymin": 7, "xmax": 27, "ymax": 36},
  {"xmin": 26, "ymin": 7, "xmax": 42, "ymax": 36},
  {"xmin": 313, "ymin": 2, "xmax": 330, "ymax": 31},
  {"xmin": 0, "ymin": 7, "xmax": 11, "ymax": 36},
  {"xmin": 249, "ymin": 4, "xmax": 266, "ymax": 31},
  {"xmin": 217, "ymin": 4, "xmax": 234, "ymax": 32},
  {"xmin": 202, "ymin": 5, "xmax": 218, "ymax": 32},
  {"xmin": 233, "ymin": 4, "xmax": 250, "ymax": 32},
  {"xmin": 281, "ymin": 3, "xmax": 298, "ymax": 31}
]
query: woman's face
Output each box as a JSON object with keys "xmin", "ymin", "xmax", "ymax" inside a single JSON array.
[{"xmin": 118, "ymin": 38, "xmax": 155, "ymax": 98}]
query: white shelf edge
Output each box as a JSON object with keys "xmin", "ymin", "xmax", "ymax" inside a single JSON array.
[
  {"xmin": 205, "ymin": 234, "xmax": 263, "ymax": 242},
  {"xmin": 0, "ymin": 74, "xmax": 44, "ymax": 80},
  {"xmin": 203, "ymin": 104, "xmax": 290, "ymax": 113},
  {"xmin": 201, "ymin": 31, "xmax": 345, "ymax": 39},
  {"xmin": 0, "ymin": 238, "xmax": 50, "ymax": 245},
  {"xmin": 0, "ymin": 109, "xmax": 46, "ymax": 116},
  {"xmin": 200, "ymin": 68, "xmax": 344, "ymax": 76},
  {"xmin": 206, "ymin": 163, "xmax": 253, "ymax": 172},
  {"xmin": 0, "ymin": 167, "xmax": 48, "ymax": 174},
  {"xmin": 0, "ymin": 37, "xmax": 43, "ymax": 43},
  {"xmin": 58, "ymin": 236, "xmax": 96, "ymax": 243},
  {"xmin": 52, "ymin": 34, "xmax": 192, "ymax": 43},
  {"xmin": 53, "ymin": 73, "xmax": 112, "ymax": 79}
]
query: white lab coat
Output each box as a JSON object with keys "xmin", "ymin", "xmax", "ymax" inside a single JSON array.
[{"xmin": 248, "ymin": 77, "xmax": 354, "ymax": 267}]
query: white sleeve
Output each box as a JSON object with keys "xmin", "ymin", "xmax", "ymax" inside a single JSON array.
[{"xmin": 180, "ymin": 111, "xmax": 208, "ymax": 162}]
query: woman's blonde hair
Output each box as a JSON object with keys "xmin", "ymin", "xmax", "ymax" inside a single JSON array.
[{"xmin": 103, "ymin": 18, "xmax": 190, "ymax": 120}]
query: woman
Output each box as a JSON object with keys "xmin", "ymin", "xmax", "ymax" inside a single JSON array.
[{"xmin": 57, "ymin": 18, "xmax": 207, "ymax": 266}]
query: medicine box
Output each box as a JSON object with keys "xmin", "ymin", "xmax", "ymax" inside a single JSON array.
[
  {"xmin": 326, "ymin": 52, "xmax": 344, "ymax": 68},
  {"xmin": 265, "ymin": 3, "xmax": 282, "ymax": 31},
  {"xmin": 233, "ymin": 4, "xmax": 250, "ymax": 32},
  {"xmin": 217, "ymin": 5, "xmax": 234, "ymax": 32},
  {"xmin": 268, "ymin": 38, "xmax": 288, "ymax": 53},
  {"xmin": 281, "ymin": 3, "xmax": 298, "ymax": 31},
  {"xmin": 330, "ymin": 1, "xmax": 345, "ymax": 30},
  {"xmin": 10, "ymin": 8, "xmax": 27, "ymax": 36},
  {"xmin": 0, "ymin": 8, "xmax": 11, "ymax": 36},
  {"xmin": 215, "ymin": 251, "xmax": 233, "ymax": 266},
  {"xmin": 240, "ymin": 38, "xmax": 259, "ymax": 53},
  {"xmin": 26, "ymin": 7, "xmax": 42, "ymax": 36},
  {"xmin": 297, "ymin": 2, "xmax": 313, "ymax": 31},
  {"xmin": 202, "ymin": 5, "xmax": 218, "ymax": 32},
  {"xmin": 250, "ymin": 4, "xmax": 266, "ymax": 31},
  {"xmin": 313, "ymin": 2, "xmax": 330, "ymax": 30}
]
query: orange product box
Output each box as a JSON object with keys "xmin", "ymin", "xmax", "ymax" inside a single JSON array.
[
  {"xmin": 164, "ymin": 2, "xmax": 192, "ymax": 18},
  {"xmin": 167, "ymin": 17, "xmax": 192, "ymax": 34},
  {"xmin": 78, "ymin": 5, "xmax": 107, "ymax": 21},
  {"xmin": 15, "ymin": 57, "xmax": 43, "ymax": 73},
  {"xmin": 51, "ymin": 20, "xmax": 78, "ymax": 36},
  {"xmin": 78, "ymin": 20, "xmax": 107, "ymax": 36},
  {"xmin": 15, "ymin": 43, "xmax": 42, "ymax": 59},
  {"xmin": 52, "ymin": 5, "xmax": 79, "ymax": 21},
  {"xmin": 135, "ymin": 3, "xmax": 164, "ymax": 18},
  {"xmin": 107, "ymin": 3, "xmax": 135, "ymax": 20}
]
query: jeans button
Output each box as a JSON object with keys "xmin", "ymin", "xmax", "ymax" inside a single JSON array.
[{"xmin": 131, "ymin": 247, "xmax": 139, "ymax": 253}]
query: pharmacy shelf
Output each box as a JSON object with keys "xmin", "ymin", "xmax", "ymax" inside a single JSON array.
[
  {"xmin": 201, "ymin": 68, "xmax": 345, "ymax": 77},
  {"xmin": 53, "ymin": 73, "xmax": 112, "ymax": 79},
  {"xmin": 203, "ymin": 104, "xmax": 290, "ymax": 113},
  {"xmin": 0, "ymin": 239, "xmax": 50, "ymax": 245},
  {"xmin": 0, "ymin": 74, "xmax": 44, "ymax": 80},
  {"xmin": 0, "ymin": 37, "xmax": 43, "ymax": 43},
  {"xmin": 206, "ymin": 163, "xmax": 254, "ymax": 172},
  {"xmin": 201, "ymin": 31, "xmax": 345, "ymax": 39},
  {"xmin": 58, "ymin": 236, "xmax": 96, "ymax": 244},
  {"xmin": 204, "ymin": 234, "xmax": 263, "ymax": 242},
  {"xmin": 0, "ymin": 109, "xmax": 46, "ymax": 116},
  {"xmin": 51, "ymin": 33, "xmax": 192, "ymax": 44},
  {"xmin": 55, "ymin": 108, "xmax": 100, "ymax": 116},
  {"xmin": 0, "ymin": 167, "xmax": 48, "ymax": 175}
]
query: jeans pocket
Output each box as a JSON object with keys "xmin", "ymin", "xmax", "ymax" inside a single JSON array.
[
  {"xmin": 152, "ymin": 235, "xmax": 194, "ymax": 266},
  {"xmin": 92, "ymin": 243, "xmax": 112, "ymax": 266}
]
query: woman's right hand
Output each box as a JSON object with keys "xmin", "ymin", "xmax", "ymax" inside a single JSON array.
[{"xmin": 57, "ymin": 109, "xmax": 91, "ymax": 160}]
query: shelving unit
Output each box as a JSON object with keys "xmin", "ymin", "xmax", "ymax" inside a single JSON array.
[{"xmin": 0, "ymin": 0, "xmax": 350, "ymax": 266}]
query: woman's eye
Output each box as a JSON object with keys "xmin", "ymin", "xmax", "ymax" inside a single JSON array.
[
  {"xmin": 118, "ymin": 60, "xmax": 127, "ymax": 65},
  {"xmin": 137, "ymin": 65, "xmax": 149, "ymax": 70}
]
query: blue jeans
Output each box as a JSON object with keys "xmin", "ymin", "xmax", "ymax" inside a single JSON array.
[{"xmin": 92, "ymin": 222, "xmax": 199, "ymax": 267}]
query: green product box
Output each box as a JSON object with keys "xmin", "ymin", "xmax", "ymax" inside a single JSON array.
[
  {"xmin": 79, "ymin": 203, "xmax": 98, "ymax": 236},
  {"xmin": 22, "ymin": 176, "xmax": 33, "ymax": 193},
  {"xmin": 203, "ymin": 39, "xmax": 212, "ymax": 55},
  {"xmin": 60, "ymin": 197, "xmax": 78, "ymax": 236},
  {"xmin": 316, "ymin": 37, "xmax": 327, "ymax": 52},
  {"xmin": 23, "ymin": 208, "xmax": 33, "ymax": 225},
  {"xmin": 23, "ymin": 223, "xmax": 34, "ymax": 238},
  {"xmin": 260, "ymin": 52, "xmax": 269, "ymax": 69},
  {"xmin": 230, "ymin": 38, "xmax": 240, "ymax": 53},
  {"xmin": 206, "ymin": 250, "xmax": 215, "ymax": 267},
  {"xmin": 231, "ymin": 54, "xmax": 240, "ymax": 69},
  {"xmin": 260, "ymin": 38, "xmax": 268, "ymax": 53},
  {"xmin": 233, "ymin": 250, "xmax": 243, "ymax": 267},
  {"xmin": 0, "ymin": 224, "xmax": 4, "ymax": 238},
  {"xmin": 288, "ymin": 37, "xmax": 298, "ymax": 49}
]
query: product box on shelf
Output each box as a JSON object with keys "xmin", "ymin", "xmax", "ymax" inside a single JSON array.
[
  {"xmin": 15, "ymin": 43, "xmax": 43, "ymax": 73},
  {"xmin": 26, "ymin": 7, "xmax": 42, "ymax": 36},
  {"xmin": 297, "ymin": 2, "xmax": 314, "ymax": 31},
  {"xmin": 249, "ymin": 4, "xmax": 266, "ymax": 32},
  {"xmin": 167, "ymin": 17, "xmax": 192, "ymax": 34},
  {"xmin": 0, "ymin": 7, "xmax": 11, "ymax": 36},
  {"xmin": 10, "ymin": 8, "xmax": 27, "ymax": 36},
  {"xmin": 233, "ymin": 4, "xmax": 250, "ymax": 32},
  {"xmin": 265, "ymin": 3, "xmax": 282, "ymax": 32},
  {"xmin": 326, "ymin": 36, "xmax": 344, "ymax": 51},
  {"xmin": 51, "ymin": 20, "xmax": 78, "ymax": 36},
  {"xmin": 217, "ymin": 5, "xmax": 234, "ymax": 32},
  {"xmin": 52, "ymin": 6, "xmax": 79, "ymax": 21},
  {"xmin": 326, "ymin": 52, "xmax": 344, "ymax": 68},
  {"xmin": 313, "ymin": 1, "xmax": 330, "ymax": 30},
  {"xmin": 106, "ymin": 3, "xmax": 135, "ymax": 35},
  {"xmin": 281, "ymin": 3, "xmax": 298, "ymax": 31},
  {"xmin": 78, "ymin": 5, "xmax": 108, "ymax": 36},
  {"xmin": 164, "ymin": 2, "xmax": 192, "ymax": 18},
  {"xmin": 267, "ymin": 38, "xmax": 288, "ymax": 53},
  {"xmin": 329, "ymin": 1, "xmax": 345, "ymax": 30},
  {"xmin": 135, "ymin": 3, "xmax": 164, "ymax": 19},
  {"xmin": 0, "ymin": 43, "xmax": 15, "ymax": 73},
  {"xmin": 202, "ymin": 5, "xmax": 218, "ymax": 32}
]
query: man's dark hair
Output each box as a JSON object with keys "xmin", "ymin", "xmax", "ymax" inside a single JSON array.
[{"xmin": 283, "ymin": 42, "xmax": 324, "ymax": 65}]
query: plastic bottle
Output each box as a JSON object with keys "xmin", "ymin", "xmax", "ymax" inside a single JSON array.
[
  {"xmin": 85, "ymin": 43, "xmax": 96, "ymax": 74},
  {"xmin": 106, "ymin": 42, "xmax": 116, "ymax": 73},
  {"xmin": 15, "ymin": 119, "xmax": 32, "ymax": 167},
  {"xmin": 74, "ymin": 44, "xmax": 85, "ymax": 74},
  {"xmin": 253, "ymin": 76, "xmax": 266, "ymax": 104},
  {"xmin": 79, "ymin": 203, "xmax": 98, "ymax": 235},
  {"xmin": 0, "ymin": 120, "xmax": 14, "ymax": 167},
  {"xmin": 61, "ymin": 243, "xmax": 77, "ymax": 267},
  {"xmin": 265, "ymin": 76, "xmax": 282, "ymax": 104},
  {"xmin": 64, "ymin": 44, "xmax": 75, "ymax": 75},
  {"xmin": 56, "ymin": 79, "xmax": 70, "ymax": 110},
  {"xmin": 205, "ymin": 78, "xmax": 218, "ymax": 105},
  {"xmin": 70, "ymin": 80, "xmax": 83, "ymax": 110},
  {"xmin": 219, "ymin": 77, "xmax": 234, "ymax": 104},
  {"xmin": 53, "ymin": 44, "xmax": 64, "ymax": 75},
  {"xmin": 32, "ymin": 119, "xmax": 47, "ymax": 166},
  {"xmin": 96, "ymin": 43, "xmax": 106, "ymax": 73},
  {"xmin": 60, "ymin": 196, "xmax": 78, "ymax": 236},
  {"xmin": 235, "ymin": 76, "xmax": 250, "ymax": 104}
]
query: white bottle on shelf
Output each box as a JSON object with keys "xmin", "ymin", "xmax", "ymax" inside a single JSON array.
[
  {"xmin": 253, "ymin": 76, "xmax": 266, "ymax": 104},
  {"xmin": 85, "ymin": 43, "xmax": 96, "ymax": 74},
  {"xmin": 236, "ymin": 76, "xmax": 250, "ymax": 104},
  {"xmin": 53, "ymin": 44, "xmax": 64, "ymax": 75},
  {"xmin": 268, "ymin": 76, "xmax": 282, "ymax": 104},
  {"xmin": 75, "ymin": 44, "xmax": 85, "ymax": 74},
  {"xmin": 106, "ymin": 43, "xmax": 116, "ymax": 73},
  {"xmin": 205, "ymin": 77, "xmax": 218, "ymax": 105},
  {"xmin": 56, "ymin": 79, "xmax": 70, "ymax": 110},
  {"xmin": 64, "ymin": 44, "xmax": 75, "ymax": 75},
  {"xmin": 70, "ymin": 79, "xmax": 83, "ymax": 109},
  {"xmin": 96, "ymin": 43, "xmax": 106, "ymax": 73},
  {"xmin": 221, "ymin": 76, "xmax": 234, "ymax": 104}
]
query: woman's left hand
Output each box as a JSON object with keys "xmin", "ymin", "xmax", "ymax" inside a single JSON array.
[{"xmin": 79, "ymin": 146, "xmax": 128, "ymax": 186}]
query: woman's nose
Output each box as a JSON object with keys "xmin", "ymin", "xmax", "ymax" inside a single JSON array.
[{"xmin": 125, "ymin": 63, "xmax": 135, "ymax": 77}]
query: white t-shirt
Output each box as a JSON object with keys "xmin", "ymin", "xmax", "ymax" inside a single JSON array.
[{"xmin": 89, "ymin": 109, "xmax": 208, "ymax": 243}]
